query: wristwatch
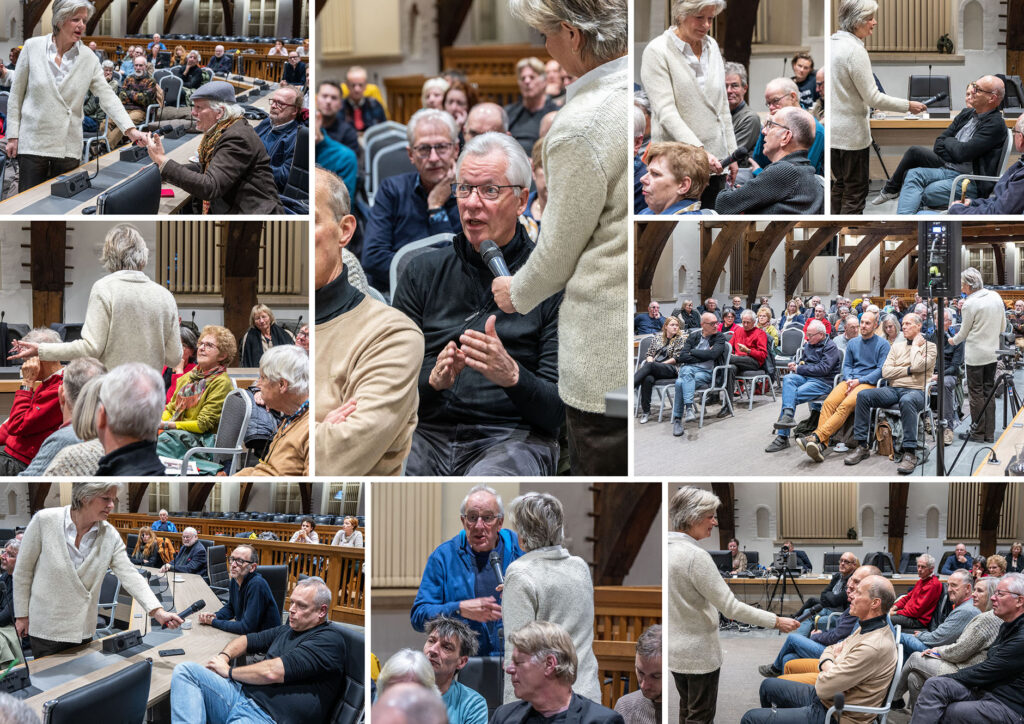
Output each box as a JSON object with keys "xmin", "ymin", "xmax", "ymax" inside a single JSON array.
[{"xmin": 428, "ymin": 207, "xmax": 447, "ymax": 224}]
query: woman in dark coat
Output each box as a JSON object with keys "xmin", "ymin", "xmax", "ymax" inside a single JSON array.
[{"xmin": 239, "ymin": 303, "xmax": 295, "ymax": 367}]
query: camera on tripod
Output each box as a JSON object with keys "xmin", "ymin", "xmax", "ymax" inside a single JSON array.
[{"xmin": 771, "ymin": 544, "xmax": 798, "ymax": 573}]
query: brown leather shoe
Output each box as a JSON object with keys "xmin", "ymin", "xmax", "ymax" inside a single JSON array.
[{"xmin": 844, "ymin": 445, "xmax": 871, "ymax": 466}]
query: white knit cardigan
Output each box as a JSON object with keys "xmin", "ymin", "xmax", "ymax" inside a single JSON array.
[
  {"xmin": 829, "ymin": 30, "xmax": 911, "ymax": 151},
  {"xmin": 950, "ymin": 287, "xmax": 1007, "ymax": 367},
  {"xmin": 14, "ymin": 506, "xmax": 161, "ymax": 643},
  {"xmin": 640, "ymin": 28, "xmax": 736, "ymax": 160},
  {"xmin": 8, "ymin": 35, "xmax": 135, "ymax": 159}
]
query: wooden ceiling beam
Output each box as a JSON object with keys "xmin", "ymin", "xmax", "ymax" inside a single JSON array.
[
  {"xmin": 887, "ymin": 483, "xmax": 909, "ymax": 566},
  {"xmin": 838, "ymin": 231, "xmax": 890, "ymax": 295},
  {"xmin": 744, "ymin": 221, "xmax": 797, "ymax": 306},
  {"xmin": 878, "ymin": 238, "xmax": 920, "ymax": 292},
  {"xmin": 700, "ymin": 221, "xmax": 752, "ymax": 302},
  {"xmin": 127, "ymin": 483, "xmax": 149, "ymax": 513},
  {"xmin": 785, "ymin": 224, "xmax": 843, "ymax": 299},
  {"xmin": 590, "ymin": 483, "xmax": 662, "ymax": 585},
  {"xmin": 635, "ymin": 220, "xmax": 677, "ymax": 311}
]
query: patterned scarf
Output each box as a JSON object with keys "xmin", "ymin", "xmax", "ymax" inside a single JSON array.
[
  {"xmin": 172, "ymin": 364, "xmax": 226, "ymax": 419},
  {"xmin": 197, "ymin": 116, "xmax": 243, "ymax": 214}
]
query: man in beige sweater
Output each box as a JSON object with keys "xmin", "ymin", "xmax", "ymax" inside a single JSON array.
[
  {"xmin": 742, "ymin": 575, "xmax": 898, "ymax": 724},
  {"xmin": 844, "ymin": 313, "xmax": 937, "ymax": 474}
]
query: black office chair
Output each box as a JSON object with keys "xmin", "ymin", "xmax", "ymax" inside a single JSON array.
[
  {"xmin": 898, "ymin": 551, "xmax": 923, "ymax": 574},
  {"xmin": 207, "ymin": 545, "xmax": 229, "ymax": 602},
  {"xmin": 273, "ymin": 514, "xmax": 289, "ymax": 523},
  {"xmin": 329, "ymin": 623, "xmax": 365, "ymax": 724},
  {"xmin": 314, "ymin": 515, "xmax": 334, "ymax": 526},
  {"xmin": 282, "ymin": 124, "xmax": 309, "ymax": 206},
  {"xmin": 125, "ymin": 533, "xmax": 139, "ymax": 554},
  {"xmin": 458, "ymin": 656, "xmax": 504, "ymax": 717},
  {"xmin": 43, "ymin": 658, "xmax": 152, "ymax": 724},
  {"xmin": 96, "ymin": 162, "xmax": 161, "ymax": 214},
  {"xmin": 908, "ymin": 74, "xmax": 952, "ymax": 117},
  {"xmin": 260, "ymin": 564, "xmax": 288, "ymax": 617},
  {"xmin": 198, "ymin": 538, "xmax": 215, "ymax": 551}
]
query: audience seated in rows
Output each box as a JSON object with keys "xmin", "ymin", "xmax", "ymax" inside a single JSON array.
[
  {"xmin": 902, "ymin": 569, "xmax": 979, "ymax": 658},
  {"xmin": 949, "ymin": 115, "xmax": 1024, "ymax": 215},
  {"xmin": 197, "ymin": 543, "xmax": 280, "ymax": 635},
  {"xmin": 637, "ymin": 142, "xmax": 709, "ymax": 215}
]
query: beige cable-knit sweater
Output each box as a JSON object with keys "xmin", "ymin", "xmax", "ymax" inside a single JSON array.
[
  {"xmin": 14, "ymin": 506, "xmax": 161, "ymax": 642},
  {"xmin": 640, "ymin": 28, "xmax": 736, "ymax": 159},
  {"xmin": 510, "ymin": 56, "xmax": 628, "ymax": 414}
]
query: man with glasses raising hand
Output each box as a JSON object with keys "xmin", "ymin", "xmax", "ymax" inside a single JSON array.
[{"xmin": 198, "ymin": 544, "xmax": 279, "ymax": 635}]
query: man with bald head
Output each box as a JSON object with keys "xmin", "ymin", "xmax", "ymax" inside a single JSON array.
[
  {"xmin": 208, "ymin": 45, "xmax": 233, "ymax": 74},
  {"xmin": 749, "ymin": 77, "xmax": 824, "ymax": 175},
  {"xmin": 464, "ymin": 102, "xmax": 509, "ymax": 141},
  {"xmin": 872, "ymin": 75, "xmax": 1007, "ymax": 213},
  {"xmin": 670, "ymin": 312, "xmax": 730, "ymax": 435}
]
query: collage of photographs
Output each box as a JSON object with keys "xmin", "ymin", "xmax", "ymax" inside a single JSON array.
[{"xmin": 0, "ymin": 0, "xmax": 1020, "ymax": 723}]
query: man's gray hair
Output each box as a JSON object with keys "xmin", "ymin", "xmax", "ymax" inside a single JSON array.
[
  {"xmin": 22, "ymin": 328, "xmax": 61, "ymax": 346},
  {"xmin": 508, "ymin": 621, "xmax": 578, "ymax": 685},
  {"xmin": 407, "ymin": 108, "xmax": 459, "ymax": 145},
  {"xmin": 182, "ymin": 526, "xmax": 198, "ymax": 536},
  {"xmin": 98, "ymin": 363, "xmax": 165, "ymax": 440},
  {"xmin": 780, "ymin": 106, "xmax": 815, "ymax": 149},
  {"xmin": 1003, "ymin": 572, "xmax": 1024, "ymax": 597},
  {"xmin": 671, "ymin": 0, "xmax": 726, "ymax": 25},
  {"xmin": 740, "ymin": 309, "xmax": 756, "ymax": 322},
  {"xmin": 0, "ymin": 690, "xmax": 41, "ymax": 724},
  {"xmin": 4, "ymin": 539, "xmax": 20, "ymax": 554},
  {"xmin": 459, "ymin": 484, "xmax": 504, "ymax": 517},
  {"xmin": 669, "ymin": 486, "xmax": 720, "ymax": 532},
  {"xmin": 903, "ymin": 312, "xmax": 922, "ymax": 328},
  {"xmin": 948, "ymin": 569, "xmax": 974, "ymax": 587},
  {"xmin": 634, "ymin": 89, "xmax": 651, "ymax": 115},
  {"xmin": 72, "ymin": 375, "xmax": 104, "ymax": 440},
  {"xmin": 633, "ymin": 104, "xmax": 647, "ymax": 140},
  {"xmin": 917, "ymin": 553, "xmax": 935, "ymax": 569},
  {"xmin": 724, "ymin": 61, "xmax": 748, "ymax": 88},
  {"xmin": 293, "ymin": 575, "xmax": 333, "ymax": 609},
  {"xmin": 509, "ymin": 0, "xmax": 627, "ymax": 63},
  {"xmin": 52, "ymin": 0, "xmax": 95, "ymax": 35},
  {"xmin": 456, "ymin": 132, "xmax": 532, "ymax": 189},
  {"xmin": 1015, "ymin": 116, "xmax": 1024, "ymax": 134},
  {"xmin": 377, "ymin": 649, "xmax": 438, "ymax": 694},
  {"xmin": 101, "ymin": 59, "xmax": 114, "ymax": 69},
  {"xmin": 207, "ymin": 100, "xmax": 244, "ymax": 121},
  {"xmin": 101, "ymin": 223, "xmax": 149, "ymax": 272},
  {"xmin": 62, "ymin": 357, "xmax": 106, "ymax": 408},
  {"xmin": 767, "ymin": 76, "xmax": 800, "ymax": 98},
  {"xmin": 259, "ymin": 345, "xmax": 309, "ymax": 398},
  {"xmin": 70, "ymin": 482, "xmax": 119, "ymax": 511},
  {"xmin": 507, "ymin": 492, "xmax": 564, "ymax": 552},
  {"xmin": 838, "ymin": 0, "xmax": 878, "ymax": 33},
  {"xmin": 806, "ymin": 319, "xmax": 826, "ymax": 336},
  {"xmin": 636, "ymin": 624, "xmax": 661, "ymax": 660},
  {"xmin": 962, "ymin": 267, "xmax": 984, "ymax": 292},
  {"xmin": 424, "ymin": 615, "xmax": 480, "ymax": 657},
  {"xmin": 234, "ymin": 544, "xmax": 258, "ymax": 564},
  {"xmin": 316, "ymin": 167, "xmax": 350, "ymax": 221}
]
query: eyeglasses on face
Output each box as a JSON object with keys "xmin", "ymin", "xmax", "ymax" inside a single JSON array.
[
  {"xmin": 412, "ymin": 142, "xmax": 455, "ymax": 158},
  {"xmin": 451, "ymin": 183, "xmax": 521, "ymax": 201},
  {"xmin": 764, "ymin": 118, "xmax": 791, "ymax": 132},
  {"xmin": 969, "ymin": 82, "xmax": 996, "ymax": 96},
  {"xmin": 462, "ymin": 514, "xmax": 498, "ymax": 525},
  {"xmin": 765, "ymin": 94, "xmax": 788, "ymax": 108},
  {"xmin": 228, "ymin": 556, "xmax": 253, "ymax": 566}
]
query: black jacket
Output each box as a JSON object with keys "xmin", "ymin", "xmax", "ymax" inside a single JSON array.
[
  {"xmin": 208, "ymin": 54, "xmax": 234, "ymax": 74},
  {"xmin": 491, "ymin": 693, "xmax": 624, "ymax": 724},
  {"xmin": 949, "ymin": 611, "xmax": 1024, "ymax": 715},
  {"xmin": 678, "ymin": 308, "xmax": 702, "ymax": 329},
  {"xmin": 929, "ymin": 329, "xmax": 965, "ymax": 377},
  {"xmin": 130, "ymin": 544, "xmax": 163, "ymax": 568},
  {"xmin": 171, "ymin": 541, "xmax": 208, "ymax": 578},
  {"xmin": 715, "ymin": 150, "xmax": 824, "ymax": 215},
  {"xmin": 933, "ymin": 107, "xmax": 1007, "ymax": 197},
  {"xmin": 96, "ymin": 441, "xmax": 165, "ymax": 476},
  {"xmin": 0, "ymin": 573, "xmax": 12, "ymax": 627},
  {"xmin": 678, "ymin": 329, "xmax": 729, "ymax": 369},
  {"xmin": 819, "ymin": 572, "xmax": 850, "ymax": 610},
  {"xmin": 392, "ymin": 224, "xmax": 564, "ymax": 439}
]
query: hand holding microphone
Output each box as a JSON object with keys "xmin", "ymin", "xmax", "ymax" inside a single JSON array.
[
  {"xmin": 480, "ymin": 240, "xmax": 517, "ymax": 314},
  {"xmin": 162, "ymin": 599, "xmax": 206, "ymax": 628}
]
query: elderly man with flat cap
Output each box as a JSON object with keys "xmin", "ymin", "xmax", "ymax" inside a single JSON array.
[{"xmin": 145, "ymin": 80, "xmax": 283, "ymax": 214}]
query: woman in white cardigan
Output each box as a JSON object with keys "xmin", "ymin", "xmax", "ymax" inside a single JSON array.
[
  {"xmin": 6, "ymin": 0, "xmax": 143, "ymax": 192},
  {"xmin": 640, "ymin": 0, "xmax": 737, "ymax": 209},
  {"xmin": 830, "ymin": 0, "xmax": 925, "ymax": 212},
  {"xmin": 501, "ymin": 492, "xmax": 601, "ymax": 704},
  {"xmin": 14, "ymin": 482, "xmax": 182, "ymax": 659},
  {"xmin": 668, "ymin": 487, "xmax": 799, "ymax": 723}
]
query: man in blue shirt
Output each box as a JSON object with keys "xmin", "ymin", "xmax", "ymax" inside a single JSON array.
[
  {"xmin": 197, "ymin": 545, "xmax": 279, "ymax": 635},
  {"xmin": 151, "ymin": 509, "xmax": 177, "ymax": 533},
  {"xmin": 634, "ymin": 301, "xmax": 665, "ymax": 335},
  {"xmin": 363, "ymin": 108, "xmax": 462, "ymax": 291},
  {"xmin": 147, "ymin": 34, "xmax": 166, "ymax": 51},
  {"xmin": 942, "ymin": 543, "xmax": 975, "ymax": 575},
  {"xmin": 254, "ymin": 86, "xmax": 301, "ymax": 193},
  {"xmin": 423, "ymin": 616, "xmax": 488, "ymax": 724},
  {"xmin": 411, "ymin": 486, "xmax": 523, "ymax": 656}
]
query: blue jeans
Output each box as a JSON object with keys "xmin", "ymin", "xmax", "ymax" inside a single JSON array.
[
  {"xmin": 901, "ymin": 632, "xmax": 930, "ymax": 657},
  {"xmin": 673, "ymin": 365, "xmax": 713, "ymax": 418},
  {"xmin": 853, "ymin": 386, "xmax": 925, "ymax": 450},
  {"xmin": 772, "ymin": 632, "xmax": 827, "ymax": 671},
  {"xmin": 170, "ymin": 661, "xmax": 277, "ymax": 724},
  {"xmin": 741, "ymin": 680, "xmax": 828, "ymax": 723},
  {"xmin": 778, "ymin": 374, "xmax": 834, "ymax": 437},
  {"xmin": 897, "ymin": 167, "xmax": 973, "ymax": 213}
]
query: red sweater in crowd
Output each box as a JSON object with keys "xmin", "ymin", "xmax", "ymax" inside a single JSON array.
[
  {"xmin": 894, "ymin": 574, "xmax": 943, "ymax": 625},
  {"xmin": 803, "ymin": 317, "xmax": 833, "ymax": 335},
  {"xmin": 729, "ymin": 326, "xmax": 768, "ymax": 365},
  {"xmin": 0, "ymin": 371, "xmax": 64, "ymax": 464}
]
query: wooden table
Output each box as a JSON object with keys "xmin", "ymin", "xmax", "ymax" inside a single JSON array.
[
  {"xmin": 0, "ymin": 78, "xmax": 273, "ymax": 215},
  {"xmin": 19, "ymin": 568, "xmax": 234, "ymax": 719},
  {"xmin": 725, "ymin": 574, "xmax": 930, "ymax": 613}
]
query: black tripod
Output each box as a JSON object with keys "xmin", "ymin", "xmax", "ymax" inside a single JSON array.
[
  {"xmin": 766, "ymin": 566, "xmax": 804, "ymax": 615},
  {"xmin": 945, "ymin": 359, "xmax": 1021, "ymax": 474}
]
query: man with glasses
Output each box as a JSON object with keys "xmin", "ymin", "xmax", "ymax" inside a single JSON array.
[
  {"xmin": 363, "ymin": 108, "xmax": 463, "ymax": 292},
  {"xmin": 281, "ymin": 51, "xmax": 305, "ymax": 87},
  {"xmin": 198, "ymin": 544, "xmax": 279, "ymax": 634},
  {"xmin": 747, "ymin": 77, "xmax": 824, "ymax": 176},
  {"xmin": 161, "ymin": 527, "xmax": 208, "ymax": 579},
  {"xmin": 411, "ymin": 485, "xmax": 524, "ymax": 656},
  {"xmin": 949, "ymin": 115, "xmax": 1024, "ymax": 215},
  {"xmin": 811, "ymin": 68, "xmax": 825, "ymax": 121},
  {"xmin": 391, "ymin": 132, "xmax": 562, "ymax": 476},
  {"xmin": 911, "ymin": 572, "xmax": 1024, "ymax": 722},
  {"xmin": 255, "ymin": 86, "xmax": 302, "ymax": 193},
  {"xmin": 871, "ymin": 75, "xmax": 1007, "ymax": 213},
  {"xmin": 725, "ymin": 62, "xmax": 762, "ymax": 153},
  {"xmin": 669, "ymin": 312, "xmax": 730, "ymax": 435}
]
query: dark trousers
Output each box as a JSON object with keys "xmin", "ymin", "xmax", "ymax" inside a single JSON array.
[
  {"xmin": 17, "ymin": 154, "xmax": 80, "ymax": 193},
  {"xmin": 882, "ymin": 145, "xmax": 945, "ymax": 194},
  {"xmin": 406, "ymin": 422, "xmax": 558, "ymax": 476},
  {"xmin": 0, "ymin": 451, "xmax": 28, "ymax": 476},
  {"xmin": 700, "ymin": 174, "xmax": 726, "ymax": 211},
  {"xmin": 634, "ymin": 361, "xmax": 678, "ymax": 413},
  {"xmin": 30, "ymin": 635, "xmax": 91, "ymax": 659},
  {"xmin": 740, "ymin": 679, "xmax": 829, "ymax": 723},
  {"xmin": 890, "ymin": 613, "xmax": 927, "ymax": 630},
  {"xmin": 831, "ymin": 147, "xmax": 870, "ymax": 214},
  {"xmin": 566, "ymin": 405, "xmax": 626, "ymax": 476},
  {"xmin": 728, "ymin": 356, "xmax": 763, "ymax": 394},
  {"xmin": 852, "ymin": 386, "xmax": 925, "ymax": 450},
  {"xmin": 966, "ymin": 362, "xmax": 997, "ymax": 438},
  {"xmin": 672, "ymin": 669, "xmax": 720, "ymax": 724},
  {"xmin": 911, "ymin": 675, "xmax": 1024, "ymax": 723}
]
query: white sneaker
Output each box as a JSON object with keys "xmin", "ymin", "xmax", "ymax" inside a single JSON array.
[
  {"xmin": 639, "ymin": 413, "xmax": 649, "ymax": 424},
  {"xmin": 871, "ymin": 190, "xmax": 898, "ymax": 205}
]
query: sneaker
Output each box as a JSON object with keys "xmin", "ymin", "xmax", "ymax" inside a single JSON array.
[
  {"xmin": 684, "ymin": 407, "xmax": 696, "ymax": 423},
  {"xmin": 795, "ymin": 433, "xmax": 815, "ymax": 452},
  {"xmin": 805, "ymin": 439, "xmax": 826, "ymax": 462},
  {"xmin": 717, "ymin": 405, "xmax": 733, "ymax": 419},
  {"xmin": 765, "ymin": 436, "xmax": 790, "ymax": 453},
  {"xmin": 844, "ymin": 445, "xmax": 871, "ymax": 466},
  {"xmin": 757, "ymin": 664, "xmax": 782, "ymax": 678},
  {"xmin": 673, "ymin": 419, "xmax": 684, "ymax": 437},
  {"xmin": 773, "ymin": 410, "xmax": 797, "ymax": 429},
  {"xmin": 871, "ymin": 189, "xmax": 898, "ymax": 205},
  {"xmin": 639, "ymin": 413, "xmax": 649, "ymax": 424},
  {"xmin": 943, "ymin": 428, "xmax": 954, "ymax": 446},
  {"xmin": 897, "ymin": 451, "xmax": 919, "ymax": 475}
]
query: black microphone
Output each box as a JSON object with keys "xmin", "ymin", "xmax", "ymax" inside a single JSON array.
[
  {"xmin": 479, "ymin": 240, "xmax": 510, "ymax": 278},
  {"xmin": 795, "ymin": 603, "xmax": 823, "ymax": 622},
  {"xmin": 719, "ymin": 145, "xmax": 750, "ymax": 168},
  {"xmin": 164, "ymin": 599, "xmax": 206, "ymax": 628},
  {"xmin": 489, "ymin": 549, "xmax": 504, "ymax": 586},
  {"xmin": 920, "ymin": 91, "xmax": 948, "ymax": 107}
]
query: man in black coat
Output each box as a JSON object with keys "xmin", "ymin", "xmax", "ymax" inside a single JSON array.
[
  {"xmin": 670, "ymin": 313, "xmax": 730, "ymax": 436},
  {"xmin": 792, "ymin": 552, "xmax": 858, "ymax": 619}
]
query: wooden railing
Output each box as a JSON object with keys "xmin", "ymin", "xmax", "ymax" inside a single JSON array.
[
  {"xmin": 111, "ymin": 525, "xmax": 365, "ymax": 625},
  {"xmin": 383, "ymin": 74, "xmax": 522, "ymax": 125},
  {"xmin": 84, "ymin": 36, "xmax": 290, "ymax": 82},
  {"xmin": 593, "ymin": 586, "xmax": 661, "ymax": 708},
  {"xmin": 441, "ymin": 44, "xmax": 550, "ymax": 77},
  {"xmin": 108, "ymin": 513, "xmax": 366, "ymax": 544},
  {"xmin": 872, "ymin": 288, "xmax": 1024, "ymax": 310}
]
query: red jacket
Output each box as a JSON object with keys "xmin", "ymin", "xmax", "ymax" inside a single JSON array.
[
  {"xmin": 803, "ymin": 317, "xmax": 833, "ymax": 335},
  {"xmin": 730, "ymin": 326, "xmax": 768, "ymax": 365},
  {"xmin": 0, "ymin": 371, "xmax": 64, "ymax": 464},
  {"xmin": 894, "ymin": 574, "xmax": 943, "ymax": 625}
]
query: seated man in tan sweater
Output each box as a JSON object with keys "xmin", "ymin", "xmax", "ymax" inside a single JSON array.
[
  {"xmin": 741, "ymin": 575, "xmax": 898, "ymax": 724},
  {"xmin": 844, "ymin": 313, "xmax": 937, "ymax": 475}
]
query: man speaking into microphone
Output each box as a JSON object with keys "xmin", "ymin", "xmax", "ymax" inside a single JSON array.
[{"xmin": 392, "ymin": 132, "xmax": 563, "ymax": 477}]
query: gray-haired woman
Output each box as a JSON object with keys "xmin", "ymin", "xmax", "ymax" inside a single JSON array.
[
  {"xmin": 494, "ymin": 0, "xmax": 629, "ymax": 475},
  {"xmin": 669, "ymin": 486, "xmax": 798, "ymax": 722},
  {"xmin": 9, "ymin": 224, "xmax": 182, "ymax": 373},
  {"xmin": 14, "ymin": 483, "xmax": 182, "ymax": 659},
  {"xmin": 830, "ymin": 0, "xmax": 926, "ymax": 212},
  {"xmin": 501, "ymin": 492, "xmax": 601, "ymax": 704}
]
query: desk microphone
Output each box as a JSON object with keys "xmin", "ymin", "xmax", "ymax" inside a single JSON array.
[
  {"xmin": 488, "ymin": 549, "xmax": 504, "ymax": 586},
  {"xmin": 795, "ymin": 603, "xmax": 823, "ymax": 623},
  {"xmin": 920, "ymin": 91, "xmax": 949, "ymax": 107},
  {"xmin": 479, "ymin": 240, "xmax": 511, "ymax": 278},
  {"xmin": 164, "ymin": 599, "xmax": 206, "ymax": 628}
]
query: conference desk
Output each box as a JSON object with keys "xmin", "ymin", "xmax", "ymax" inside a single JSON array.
[
  {"xmin": 17, "ymin": 568, "xmax": 234, "ymax": 719},
  {"xmin": 0, "ymin": 77, "xmax": 274, "ymax": 215},
  {"xmin": 725, "ymin": 573, "xmax": 934, "ymax": 614}
]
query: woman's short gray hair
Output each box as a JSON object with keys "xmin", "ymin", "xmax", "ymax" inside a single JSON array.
[
  {"xmin": 962, "ymin": 267, "xmax": 984, "ymax": 292},
  {"xmin": 669, "ymin": 486, "xmax": 720, "ymax": 532},
  {"xmin": 420, "ymin": 77, "xmax": 450, "ymax": 107},
  {"xmin": 981, "ymin": 575, "xmax": 1001, "ymax": 599},
  {"xmin": 377, "ymin": 649, "xmax": 438, "ymax": 694},
  {"xmin": 207, "ymin": 101, "xmax": 244, "ymax": 122},
  {"xmin": 98, "ymin": 363, "xmax": 165, "ymax": 440},
  {"xmin": 456, "ymin": 132, "xmax": 532, "ymax": 189},
  {"xmin": 507, "ymin": 492, "xmax": 564, "ymax": 552},
  {"xmin": 71, "ymin": 482, "xmax": 119, "ymax": 510},
  {"xmin": 72, "ymin": 375, "xmax": 105, "ymax": 440},
  {"xmin": 407, "ymin": 108, "xmax": 459, "ymax": 145},
  {"xmin": 53, "ymin": 0, "xmax": 94, "ymax": 35},
  {"xmin": 509, "ymin": 0, "xmax": 627, "ymax": 64},
  {"xmin": 837, "ymin": 0, "xmax": 878, "ymax": 33},
  {"xmin": 260, "ymin": 345, "xmax": 309, "ymax": 398},
  {"xmin": 672, "ymin": 0, "xmax": 726, "ymax": 25},
  {"xmin": 101, "ymin": 223, "xmax": 149, "ymax": 272}
]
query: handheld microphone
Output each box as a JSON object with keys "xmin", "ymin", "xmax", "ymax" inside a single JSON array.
[
  {"xmin": 489, "ymin": 549, "xmax": 504, "ymax": 586},
  {"xmin": 719, "ymin": 145, "xmax": 749, "ymax": 168},
  {"xmin": 920, "ymin": 91, "xmax": 948, "ymax": 107},
  {"xmin": 479, "ymin": 240, "xmax": 511, "ymax": 278},
  {"xmin": 164, "ymin": 599, "xmax": 206, "ymax": 628},
  {"xmin": 795, "ymin": 603, "xmax": 823, "ymax": 622}
]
